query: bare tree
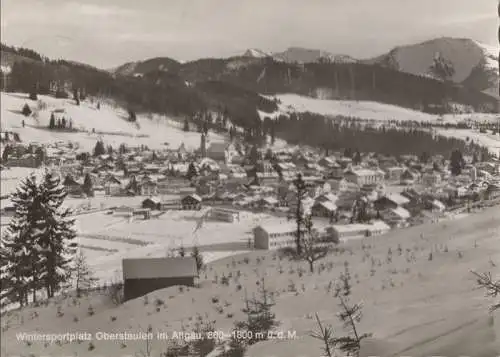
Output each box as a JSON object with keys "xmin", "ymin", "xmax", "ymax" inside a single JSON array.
[
  {"xmin": 72, "ymin": 251, "xmax": 98, "ymax": 297},
  {"xmin": 472, "ymin": 271, "xmax": 500, "ymax": 312}
]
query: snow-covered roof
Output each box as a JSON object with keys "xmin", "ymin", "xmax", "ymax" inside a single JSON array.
[
  {"xmin": 390, "ymin": 206, "xmax": 411, "ymax": 219},
  {"xmin": 315, "ymin": 200, "xmax": 337, "ymax": 212},
  {"xmin": 255, "ymin": 221, "xmax": 302, "ymax": 235},
  {"xmin": 385, "ymin": 193, "xmax": 410, "ymax": 206}
]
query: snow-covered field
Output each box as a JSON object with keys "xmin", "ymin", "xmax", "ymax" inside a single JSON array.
[
  {"xmin": 72, "ymin": 207, "xmax": 284, "ymax": 282},
  {"xmin": 0, "ymin": 92, "xmax": 225, "ymax": 152},
  {"xmin": 267, "ymin": 93, "xmax": 500, "ymax": 124}
]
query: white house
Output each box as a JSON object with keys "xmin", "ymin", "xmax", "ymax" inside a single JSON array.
[
  {"xmin": 327, "ymin": 220, "xmax": 390, "ymax": 241},
  {"xmin": 253, "ymin": 222, "xmax": 306, "ymax": 250}
]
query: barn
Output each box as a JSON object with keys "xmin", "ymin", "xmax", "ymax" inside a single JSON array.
[
  {"xmin": 122, "ymin": 257, "xmax": 198, "ymax": 301},
  {"xmin": 142, "ymin": 197, "xmax": 161, "ymax": 210},
  {"xmin": 181, "ymin": 194, "xmax": 202, "ymax": 210}
]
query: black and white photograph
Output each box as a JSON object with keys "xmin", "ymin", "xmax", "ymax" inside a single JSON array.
[{"xmin": 0, "ymin": 0, "xmax": 499, "ymax": 356}]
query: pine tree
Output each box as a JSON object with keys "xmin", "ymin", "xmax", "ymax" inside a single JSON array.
[
  {"xmin": 93, "ymin": 140, "xmax": 105, "ymax": 157},
  {"xmin": 1, "ymin": 174, "xmax": 44, "ymax": 306},
  {"xmin": 38, "ymin": 170, "xmax": 77, "ymax": 297},
  {"xmin": 2, "ymin": 144, "xmax": 11, "ymax": 162},
  {"xmin": 186, "ymin": 162, "xmax": 198, "ymax": 181},
  {"xmin": 82, "ymin": 173, "xmax": 93, "ymax": 197},
  {"xmin": 49, "ymin": 113, "xmax": 55, "ymax": 129},
  {"xmin": 235, "ymin": 279, "xmax": 279, "ymax": 346},
  {"xmin": 353, "ymin": 150, "xmax": 362, "ymax": 165},
  {"xmin": 72, "ymin": 250, "xmax": 98, "ymax": 297},
  {"xmin": 183, "ymin": 118, "xmax": 190, "ymax": 132},
  {"xmin": 291, "ymin": 173, "xmax": 307, "ymax": 255},
  {"xmin": 302, "ymin": 215, "xmax": 330, "ymax": 272},
  {"xmin": 450, "ymin": 149, "xmax": 464, "ymax": 176},
  {"xmin": 22, "ymin": 103, "xmax": 32, "ymax": 117},
  {"xmin": 191, "ymin": 246, "xmax": 204, "ymax": 274}
]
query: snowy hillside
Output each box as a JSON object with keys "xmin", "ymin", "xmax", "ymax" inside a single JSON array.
[
  {"xmin": 267, "ymin": 93, "xmax": 500, "ymax": 124},
  {"xmin": 262, "ymin": 93, "xmax": 500, "ymax": 157},
  {"xmin": 0, "ymin": 92, "xmax": 225, "ymax": 152}
]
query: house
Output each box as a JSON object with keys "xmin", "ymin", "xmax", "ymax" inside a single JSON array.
[
  {"xmin": 311, "ymin": 201, "xmax": 337, "ymax": 218},
  {"xmin": 374, "ymin": 193, "xmax": 410, "ymax": 211},
  {"xmin": 400, "ymin": 169, "xmax": 420, "ymax": 185},
  {"xmin": 328, "ymin": 178, "xmax": 349, "ymax": 192},
  {"xmin": 253, "ymin": 222, "xmax": 306, "ymax": 250},
  {"xmin": 122, "ymin": 257, "xmax": 197, "ymax": 301},
  {"xmin": 315, "ymin": 193, "xmax": 339, "ymax": 204},
  {"xmin": 344, "ymin": 168, "xmax": 384, "ymax": 186},
  {"xmin": 210, "ymin": 207, "xmax": 241, "ymax": 223},
  {"xmin": 327, "ymin": 221, "xmax": 390, "ymax": 241},
  {"xmin": 181, "ymin": 194, "xmax": 202, "ymax": 210},
  {"xmin": 385, "ymin": 167, "xmax": 405, "ymax": 181},
  {"xmin": 381, "ymin": 206, "xmax": 411, "ymax": 227},
  {"xmin": 318, "ymin": 157, "xmax": 338, "ymax": 169},
  {"xmin": 142, "ymin": 197, "xmax": 161, "ymax": 210},
  {"xmin": 422, "ymin": 171, "xmax": 442, "ymax": 186},
  {"xmin": 63, "ymin": 175, "xmax": 83, "ymax": 196},
  {"xmin": 258, "ymin": 196, "xmax": 279, "ymax": 209},
  {"xmin": 103, "ymin": 175, "xmax": 122, "ymax": 196},
  {"xmin": 429, "ymin": 199, "xmax": 446, "ymax": 213}
]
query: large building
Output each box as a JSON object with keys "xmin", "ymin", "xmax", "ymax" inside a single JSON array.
[
  {"xmin": 344, "ymin": 168, "xmax": 384, "ymax": 186},
  {"xmin": 253, "ymin": 222, "xmax": 306, "ymax": 250},
  {"xmin": 122, "ymin": 257, "xmax": 197, "ymax": 301},
  {"xmin": 210, "ymin": 207, "xmax": 241, "ymax": 223},
  {"xmin": 327, "ymin": 221, "xmax": 390, "ymax": 241}
]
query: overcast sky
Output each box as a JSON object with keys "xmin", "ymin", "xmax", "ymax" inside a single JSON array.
[{"xmin": 1, "ymin": 0, "xmax": 497, "ymax": 69}]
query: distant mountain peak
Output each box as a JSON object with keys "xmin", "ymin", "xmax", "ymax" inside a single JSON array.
[
  {"xmin": 242, "ymin": 49, "xmax": 271, "ymax": 58},
  {"xmin": 272, "ymin": 47, "xmax": 358, "ymax": 64},
  {"xmin": 367, "ymin": 36, "xmax": 498, "ymax": 96}
]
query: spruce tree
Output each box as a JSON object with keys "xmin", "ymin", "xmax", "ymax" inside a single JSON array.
[
  {"xmin": 82, "ymin": 173, "xmax": 93, "ymax": 197},
  {"xmin": 191, "ymin": 245, "xmax": 204, "ymax": 274},
  {"xmin": 1, "ymin": 174, "xmax": 46, "ymax": 306},
  {"xmin": 22, "ymin": 103, "xmax": 32, "ymax": 117},
  {"xmin": 186, "ymin": 162, "xmax": 198, "ymax": 181},
  {"xmin": 49, "ymin": 113, "xmax": 55, "ymax": 129},
  {"xmin": 38, "ymin": 170, "xmax": 77, "ymax": 297},
  {"xmin": 93, "ymin": 140, "xmax": 105, "ymax": 157}
]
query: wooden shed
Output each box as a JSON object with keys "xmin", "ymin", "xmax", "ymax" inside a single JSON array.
[{"xmin": 122, "ymin": 257, "xmax": 198, "ymax": 301}]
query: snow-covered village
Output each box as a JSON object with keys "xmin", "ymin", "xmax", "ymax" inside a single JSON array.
[{"xmin": 1, "ymin": 1, "xmax": 500, "ymax": 357}]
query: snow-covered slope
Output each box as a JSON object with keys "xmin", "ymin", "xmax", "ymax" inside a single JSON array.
[
  {"xmin": 269, "ymin": 93, "xmax": 500, "ymax": 123},
  {"xmin": 0, "ymin": 92, "xmax": 225, "ymax": 151},
  {"xmin": 263, "ymin": 93, "xmax": 500, "ymax": 156}
]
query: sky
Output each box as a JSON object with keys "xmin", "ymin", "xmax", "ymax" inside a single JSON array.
[{"xmin": 1, "ymin": 0, "xmax": 497, "ymax": 69}]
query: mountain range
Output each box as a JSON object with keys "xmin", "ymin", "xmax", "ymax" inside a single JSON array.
[
  {"xmin": 108, "ymin": 37, "xmax": 498, "ymax": 97},
  {"xmin": 1, "ymin": 36, "xmax": 498, "ymax": 131}
]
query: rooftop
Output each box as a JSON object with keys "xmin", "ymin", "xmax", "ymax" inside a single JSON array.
[{"xmin": 122, "ymin": 257, "xmax": 198, "ymax": 280}]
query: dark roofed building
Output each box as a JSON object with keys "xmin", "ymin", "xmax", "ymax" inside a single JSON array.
[
  {"xmin": 122, "ymin": 257, "xmax": 198, "ymax": 301},
  {"xmin": 181, "ymin": 194, "xmax": 202, "ymax": 210}
]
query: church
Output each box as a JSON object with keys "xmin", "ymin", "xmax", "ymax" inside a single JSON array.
[{"xmin": 199, "ymin": 133, "xmax": 237, "ymax": 164}]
